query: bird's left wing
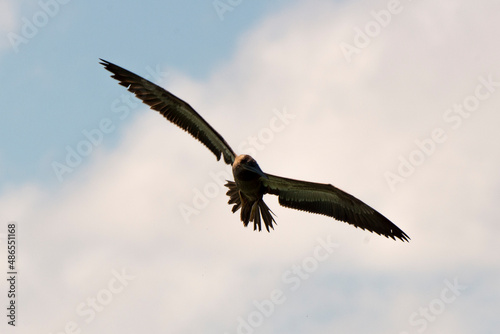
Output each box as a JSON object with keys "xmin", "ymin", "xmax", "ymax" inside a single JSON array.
[
  {"xmin": 100, "ymin": 59, "xmax": 236, "ymax": 165},
  {"xmin": 262, "ymin": 174, "xmax": 409, "ymax": 241}
]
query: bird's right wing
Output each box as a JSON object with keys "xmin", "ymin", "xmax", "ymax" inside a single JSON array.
[
  {"xmin": 262, "ymin": 174, "xmax": 409, "ymax": 241},
  {"xmin": 100, "ymin": 59, "xmax": 236, "ymax": 165}
]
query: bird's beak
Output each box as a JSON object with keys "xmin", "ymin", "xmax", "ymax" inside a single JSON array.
[{"xmin": 243, "ymin": 163, "xmax": 268, "ymax": 179}]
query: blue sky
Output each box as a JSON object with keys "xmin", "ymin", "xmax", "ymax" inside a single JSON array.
[
  {"xmin": 1, "ymin": 0, "xmax": 499, "ymax": 333},
  {"xmin": 0, "ymin": 0, "xmax": 288, "ymax": 188}
]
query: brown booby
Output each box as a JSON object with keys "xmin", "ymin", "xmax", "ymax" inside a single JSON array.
[{"xmin": 100, "ymin": 59, "xmax": 409, "ymax": 242}]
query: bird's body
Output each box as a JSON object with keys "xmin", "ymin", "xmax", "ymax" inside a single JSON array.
[
  {"xmin": 228, "ymin": 154, "xmax": 276, "ymax": 232},
  {"xmin": 233, "ymin": 155, "xmax": 265, "ymax": 200},
  {"xmin": 100, "ymin": 59, "xmax": 410, "ymax": 242}
]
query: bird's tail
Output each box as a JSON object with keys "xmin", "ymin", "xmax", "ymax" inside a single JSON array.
[
  {"xmin": 224, "ymin": 181, "xmax": 276, "ymax": 232},
  {"xmin": 225, "ymin": 180, "xmax": 241, "ymax": 213}
]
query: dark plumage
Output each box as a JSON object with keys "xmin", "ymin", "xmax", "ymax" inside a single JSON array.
[{"xmin": 100, "ymin": 59, "xmax": 410, "ymax": 242}]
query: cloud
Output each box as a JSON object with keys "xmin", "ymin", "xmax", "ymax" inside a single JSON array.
[
  {"xmin": 0, "ymin": 0, "xmax": 18, "ymax": 52},
  {"xmin": 1, "ymin": 0, "xmax": 499, "ymax": 333}
]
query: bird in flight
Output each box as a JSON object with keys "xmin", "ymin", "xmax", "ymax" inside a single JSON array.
[{"xmin": 100, "ymin": 59, "xmax": 409, "ymax": 242}]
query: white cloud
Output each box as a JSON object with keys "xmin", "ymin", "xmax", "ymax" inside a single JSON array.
[
  {"xmin": 1, "ymin": 0, "xmax": 499, "ymax": 333},
  {"xmin": 0, "ymin": 0, "xmax": 18, "ymax": 52}
]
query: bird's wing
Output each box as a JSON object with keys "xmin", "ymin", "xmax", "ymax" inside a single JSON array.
[
  {"xmin": 262, "ymin": 174, "xmax": 409, "ymax": 241},
  {"xmin": 100, "ymin": 59, "xmax": 236, "ymax": 165}
]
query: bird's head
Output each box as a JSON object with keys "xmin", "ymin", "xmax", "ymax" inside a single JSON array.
[{"xmin": 233, "ymin": 154, "xmax": 267, "ymax": 180}]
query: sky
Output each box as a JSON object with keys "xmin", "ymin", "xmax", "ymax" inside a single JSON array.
[{"xmin": 0, "ymin": 0, "xmax": 499, "ymax": 333}]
